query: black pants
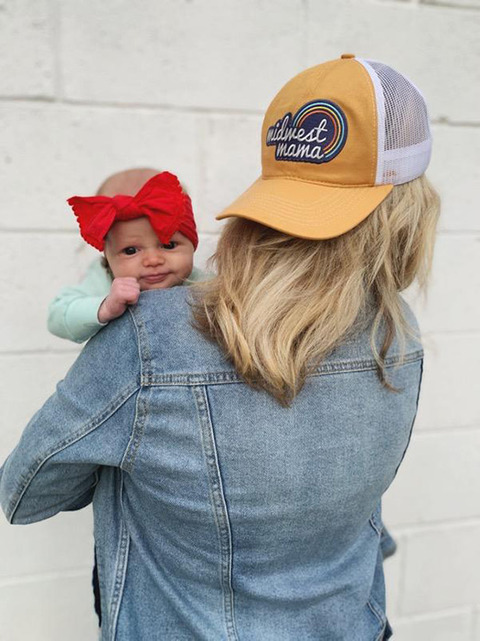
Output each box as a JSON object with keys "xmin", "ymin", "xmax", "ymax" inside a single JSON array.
[{"xmin": 92, "ymin": 549, "xmax": 102, "ymax": 627}]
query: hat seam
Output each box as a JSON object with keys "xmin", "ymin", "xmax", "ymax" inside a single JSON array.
[
  {"xmin": 260, "ymin": 175, "xmax": 388, "ymax": 189},
  {"xmin": 221, "ymin": 208, "xmax": 366, "ymax": 229},
  {"xmin": 243, "ymin": 203, "xmax": 377, "ymax": 224},
  {"xmin": 248, "ymin": 207, "xmax": 359, "ymax": 225},
  {"xmin": 353, "ymin": 59, "xmax": 378, "ymax": 185}
]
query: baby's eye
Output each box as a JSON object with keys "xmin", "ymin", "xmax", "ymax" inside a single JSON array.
[
  {"xmin": 122, "ymin": 246, "xmax": 138, "ymax": 256},
  {"xmin": 162, "ymin": 241, "xmax": 177, "ymax": 250}
]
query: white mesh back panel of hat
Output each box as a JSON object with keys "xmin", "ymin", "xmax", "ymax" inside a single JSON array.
[{"xmin": 356, "ymin": 59, "xmax": 432, "ymax": 185}]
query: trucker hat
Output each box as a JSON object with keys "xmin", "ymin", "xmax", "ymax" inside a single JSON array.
[{"xmin": 216, "ymin": 54, "xmax": 432, "ymax": 239}]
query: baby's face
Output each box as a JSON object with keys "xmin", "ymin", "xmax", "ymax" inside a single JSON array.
[{"xmin": 104, "ymin": 217, "xmax": 194, "ymax": 290}]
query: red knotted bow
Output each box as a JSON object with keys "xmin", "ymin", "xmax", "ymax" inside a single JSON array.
[{"xmin": 68, "ymin": 172, "xmax": 198, "ymax": 251}]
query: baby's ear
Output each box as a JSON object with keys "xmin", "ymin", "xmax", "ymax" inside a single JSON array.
[
  {"xmin": 101, "ymin": 255, "xmax": 114, "ymax": 279},
  {"xmin": 102, "ymin": 233, "xmax": 111, "ymax": 255}
]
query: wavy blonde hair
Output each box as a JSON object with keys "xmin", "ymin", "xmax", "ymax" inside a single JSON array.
[{"xmin": 190, "ymin": 175, "xmax": 440, "ymax": 406}]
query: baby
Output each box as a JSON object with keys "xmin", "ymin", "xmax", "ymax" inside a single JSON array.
[
  {"xmin": 48, "ymin": 168, "xmax": 205, "ymax": 344},
  {"xmin": 47, "ymin": 168, "xmax": 206, "ymax": 628}
]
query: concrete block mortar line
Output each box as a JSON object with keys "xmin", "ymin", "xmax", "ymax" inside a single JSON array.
[
  {"xmin": 381, "ymin": 0, "xmax": 480, "ymax": 10},
  {"xmin": 374, "ymin": 0, "xmax": 420, "ymax": 5},
  {"xmin": 0, "ymin": 228, "xmax": 77, "ymax": 235},
  {"xmin": 0, "ymin": 94, "xmax": 265, "ymax": 116},
  {"xmin": 436, "ymin": 229, "xmax": 480, "ymax": 236},
  {"xmin": 432, "ymin": 117, "xmax": 480, "ymax": 127},
  {"xmin": 410, "ymin": 422, "xmax": 480, "ymax": 435},
  {"xmin": 0, "ymin": 228, "xmax": 221, "ymax": 238},
  {"xmin": 0, "ymin": 97, "xmax": 480, "ymax": 128},
  {"xmin": 0, "ymin": 228, "xmax": 478, "ymax": 240},
  {"xmin": 2, "ymin": 93, "xmax": 479, "ymax": 127},
  {"xmin": 0, "ymin": 94, "xmax": 480, "ymax": 128},
  {"xmin": 7, "ymin": 227, "xmax": 477, "ymax": 238},
  {"xmin": 412, "ymin": 422, "xmax": 480, "ymax": 439},
  {"xmin": 1, "ymin": 227, "xmax": 479, "ymax": 239},
  {"xmin": 0, "ymin": 348, "xmax": 80, "ymax": 357},
  {"xmin": 1, "ymin": 96, "xmax": 480, "ymax": 127},
  {"xmin": 392, "ymin": 604, "xmax": 476, "ymax": 625},
  {"xmin": 413, "ymin": 422, "xmax": 480, "ymax": 434},
  {"xmin": 420, "ymin": 0, "xmax": 480, "ymax": 9},
  {"xmin": 391, "ymin": 515, "xmax": 480, "ymax": 536},
  {"xmin": 0, "ymin": 94, "xmax": 56, "ymax": 104},
  {"xmin": 0, "ymin": 567, "xmax": 92, "ymax": 589},
  {"xmin": 423, "ymin": 330, "xmax": 480, "ymax": 337}
]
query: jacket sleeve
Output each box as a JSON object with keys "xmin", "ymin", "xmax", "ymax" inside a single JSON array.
[
  {"xmin": 47, "ymin": 258, "xmax": 112, "ymax": 343},
  {"xmin": 0, "ymin": 310, "xmax": 141, "ymax": 525}
]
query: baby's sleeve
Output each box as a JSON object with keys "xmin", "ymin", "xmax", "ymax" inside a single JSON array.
[
  {"xmin": 47, "ymin": 257, "xmax": 112, "ymax": 344},
  {"xmin": 186, "ymin": 266, "xmax": 213, "ymax": 283}
]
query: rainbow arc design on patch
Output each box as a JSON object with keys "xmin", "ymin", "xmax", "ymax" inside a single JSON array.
[
  {"xmin": 293, "ymin": 100, "xmax": 347, "ymax": 161},
  {"xmin": 266, "ymin": 99, "xmax": 348, "ymax": 164}
]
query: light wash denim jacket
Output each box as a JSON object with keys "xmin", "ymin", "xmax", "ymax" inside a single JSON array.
[{"xmin": 0, "ymin": 287, "xmax": 423, "ymax": 641}]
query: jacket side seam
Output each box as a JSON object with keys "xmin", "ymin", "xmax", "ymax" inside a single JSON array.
[
  {"xmin": 390, "ymin": 358, "xmax": 424, "ymax": 483},
  {"xmin": 367, "ymin": 596, "xmax": 388, "ymax": 639},
  {"xmin": 369, "ymin": 502, "xmax": 383, "ymax": 537},
  {"xmin": 109, "ymin": 470, "xmax": 130, "ymax": 641},
  {"xmin": 193, "ymin": 386, "xmax": 238, "ymax": 641},
  {"xmin": 6, "ymin": 383, "xmax": 139, "ymax": 523}
]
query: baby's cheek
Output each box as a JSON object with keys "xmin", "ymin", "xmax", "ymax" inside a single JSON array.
[
  {"xmin": 183, "ymin": 253, "xmax": 194, "ymax": 274},
  {"xmin": 113, "ymin": 259, "xmax": 138, "ymax": 280},
  {"xmin": 109, "ymin": 264, "xmax": 124, "ymax": 279}
]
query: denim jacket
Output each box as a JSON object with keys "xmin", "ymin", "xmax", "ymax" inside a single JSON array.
[{"xmin": 0, "ymin": 287, "xmax": 423, "ymax": 640}]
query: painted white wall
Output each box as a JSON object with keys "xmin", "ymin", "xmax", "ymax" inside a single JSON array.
[{"xmin": 0, "ymin": 1, "xmax": 479, "ymax": 638}]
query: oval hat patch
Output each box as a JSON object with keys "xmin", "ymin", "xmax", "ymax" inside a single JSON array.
[{"xmin": 266, "ymin": 100, "xmax": 348, "ymax": 164}]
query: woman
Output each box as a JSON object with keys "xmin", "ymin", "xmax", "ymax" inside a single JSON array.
[{"xmin": 0, "ymin": 55, "xmax": 439, "ymax": 640}]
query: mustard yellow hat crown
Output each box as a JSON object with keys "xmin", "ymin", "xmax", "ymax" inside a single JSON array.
[{"xmin": 217, "ymin": 54, "xmax": 432, "ymax": 239}]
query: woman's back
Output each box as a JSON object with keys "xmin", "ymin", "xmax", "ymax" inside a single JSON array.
[
  {"xmin": 0, "ymin": 54, "xmax": 439, "ymax": 641},
  {"xmin": 92, "ymin": 286, "xmax": 422, "ymax": 640}
]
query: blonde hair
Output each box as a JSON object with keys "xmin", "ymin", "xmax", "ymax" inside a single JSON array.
[{"xmin": 191, "ymin": 175, "xmax": 440, "ymax": 407}]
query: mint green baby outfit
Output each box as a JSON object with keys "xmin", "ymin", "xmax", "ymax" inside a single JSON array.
[{"xmin": 47, "ymin": 258, "xmax": 207, "ymax": 343}]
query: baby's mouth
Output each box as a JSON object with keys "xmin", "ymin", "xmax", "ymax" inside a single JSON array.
[{"xmin": 142, "ymin": 273, "xmax": 169, "ymax": 284}]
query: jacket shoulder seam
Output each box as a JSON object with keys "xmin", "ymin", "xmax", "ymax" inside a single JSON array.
[{"xmin": 139, "ymin": 349, "xmax": 424, "ymax": 387}]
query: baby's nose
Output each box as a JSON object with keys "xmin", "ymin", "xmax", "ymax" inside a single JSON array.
[{"xmin": 143, "ymin": 248, "xmax": 165, "ymax": 265}]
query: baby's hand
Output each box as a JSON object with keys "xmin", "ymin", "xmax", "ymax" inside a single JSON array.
[{"xmin": 98, "ymin": 277, "xmax": 140, "ymax": 323}]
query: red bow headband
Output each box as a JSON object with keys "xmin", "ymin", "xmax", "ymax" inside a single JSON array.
[{"xmin": 68, "ymin": 172, "xmax": 198, "ymax": 251}]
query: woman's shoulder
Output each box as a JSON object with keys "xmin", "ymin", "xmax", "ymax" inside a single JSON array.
[
  {"xmin": 127, "ymin": 288, "xmax": 423, "ymax": 378},
  {"xmin": 399, "ymin": 294, "xmax": 421, "ymax": 338},
  {"xmin": 127, "ymin": 288, "xmax": 234, "ymax": 376},
  {"xmin": 127, "ymin": 287, "xmax": 191, "ymax": 337},
  {"xmin": 326, "ymin": 294, "xmax": 423, "ymax": 371},
  {"xmin": 131, "ymin": 286, "xmax": 192, "ymax": 326}
]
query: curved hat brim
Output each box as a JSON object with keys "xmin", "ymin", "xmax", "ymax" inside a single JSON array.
[{"xmin": 216, "ymin": 176, "xmax": 393, "ymax": 239}]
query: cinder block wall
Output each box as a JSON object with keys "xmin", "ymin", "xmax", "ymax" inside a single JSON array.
[{"xmin": 0, "ymin": 1, "xmax": 479, "ymax": 639}]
